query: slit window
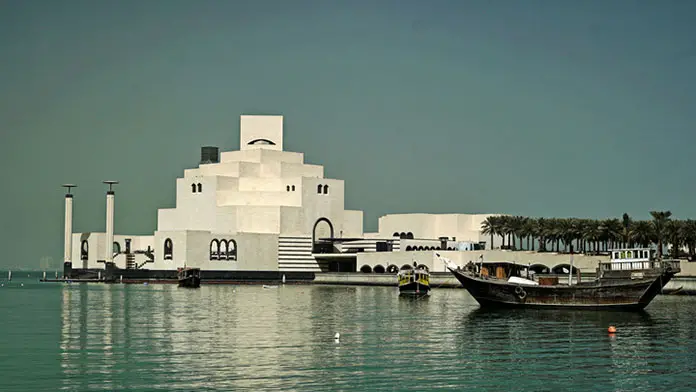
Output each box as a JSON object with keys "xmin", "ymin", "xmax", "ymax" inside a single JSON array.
[{"xmin": 164, "ymin": 238, "xmax": 173, "ymax": 260}]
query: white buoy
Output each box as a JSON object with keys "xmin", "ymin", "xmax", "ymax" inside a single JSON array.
[
  {"xmin": 120, "ymin": 275, "xmax": 123, "ymax": 283},
  {"xmin": 43, "ymin": 271, "xmax": 46, "ymax": 280},
  {"xmin": 282, "ymin": 274, "xmax": 286, "ymax": 284},
  {"xmin": 334, "ymin": 332, "xmax": 340, "ymax": 340},
  {"xmin": 98, "ymin": 271, "xmax": 101, "ymax": 281},
  {"xmin": 8, "ymin": 270, "xmax": 11, "ymax": 281}
]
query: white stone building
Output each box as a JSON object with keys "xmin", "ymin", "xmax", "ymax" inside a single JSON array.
[{"xmin": 69, "ymin": 115, "xmax": 502, "ymax": 273}]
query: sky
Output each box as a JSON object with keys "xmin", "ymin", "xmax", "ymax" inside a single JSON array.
[{"xmin": 1, "ymin": 0, "xmax": 695, "ymax": 268}]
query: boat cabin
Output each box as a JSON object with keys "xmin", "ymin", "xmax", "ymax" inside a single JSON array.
[
  {"xmin": 466, "ymin": 260, "xmax": 580, "ymax": 286},
  {"xmin": 607, "ymin": 248, "xmax": 656, "ymax": 271}
]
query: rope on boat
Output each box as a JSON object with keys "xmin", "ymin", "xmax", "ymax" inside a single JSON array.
[{"xmin": 410, "ymin": 275, "xmax": 460, "ymax": 302}]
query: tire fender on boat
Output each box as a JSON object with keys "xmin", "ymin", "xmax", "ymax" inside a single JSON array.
[{"xmin": 515, "ymin": 285, "xmax": 527, "ymax": 300}]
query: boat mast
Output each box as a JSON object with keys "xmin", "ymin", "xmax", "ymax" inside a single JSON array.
[{"xmin": 568, "ymin": 245, "xmax": 574, "ymax": 286}]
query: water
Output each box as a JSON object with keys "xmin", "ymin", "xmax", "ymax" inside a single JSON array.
[{"xmin": 2, "ymin": 275, "xmax": 696, "ymax": 391}]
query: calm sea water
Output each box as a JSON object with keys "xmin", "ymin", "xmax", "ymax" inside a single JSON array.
[{"xmin": 1, "ymin": 273, "xmax": 696, "ymax": 391}]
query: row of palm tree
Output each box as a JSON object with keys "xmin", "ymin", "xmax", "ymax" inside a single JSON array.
[{"xmin": 480, "ymin": 211, "xmax": 696, "ymax": 259}]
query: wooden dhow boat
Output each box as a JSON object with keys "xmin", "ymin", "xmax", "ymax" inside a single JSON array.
[{"xmin": 437, "ymin": 247, "xmax": 680, "ymax": 310}]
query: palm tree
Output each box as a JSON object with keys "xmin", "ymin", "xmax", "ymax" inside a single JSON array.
[
  {"xmin": 683, "ymin": 220, "xmax": 696, "ymax": 259},
  {"xmin": 650, "ymin": 211, "xmax": 672, "ymax": 259},
  {"xmin": 481, "ymin": 216, "xmax": 498, "ymax": 250},
  {"xmin": 602, "ymin": 218, "xmax": 622, "ymax": 251},
  {"xmin": 621, "ymin": 213, "xmax": 633, "ymax": 247},
  {"xmin": 509, "ymin": 216, "xmax": 526, "ymax": 250},
  {"xmin": 523, "ymin": 218, "xmax": 538, "ymax": 251},
  {"xmin": 536, "ymin": 218, "xmax": 549, "ymax": 251},
  {"xmin": 666, "ymin": 220, "xmax": 683, "ymax": 259},
  {"xmin": 560, "ymin": 218, "xmax": 577, "ymax": 253},
  {"xmin": 583, "ymin": 220, "xmax": 602, "ymax": 254},
  {"xmin": 632, "ymin": 220, "xmax": 654, "ymax": 248}
]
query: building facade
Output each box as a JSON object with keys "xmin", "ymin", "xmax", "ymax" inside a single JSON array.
[{"xmin": 70, "ymin": 115, "xmax": 501, "ymax": 273}]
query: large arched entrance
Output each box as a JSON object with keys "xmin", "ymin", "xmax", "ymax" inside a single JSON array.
[{"xmin": 312, "ymin": 217, "xmax": 334, "ymax": 254}]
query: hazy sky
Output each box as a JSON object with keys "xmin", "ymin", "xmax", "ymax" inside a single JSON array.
[{"xmin": 1, "ymin": 0, "xmax": 695, "ymax": 268}]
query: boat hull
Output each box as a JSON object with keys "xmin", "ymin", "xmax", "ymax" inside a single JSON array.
[
  {"xmin": 398, "ymin": 281, "xmax": 431, "ymax": 296},
  {"xmin": 448, "ymin": 268, "xmax": 674, "ymax": 310},
  {"xmin": 178, "ymin": 276, "xmax": 201, "ymax": 288}
]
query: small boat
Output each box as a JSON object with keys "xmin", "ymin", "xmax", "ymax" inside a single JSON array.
[
  {"xmin": 177, "ymin": 267, "xmax": 201, "ymax": 288},
  {"xmin": 437, "ymin": 247, "xmax": 680, "ymax": 310},
  {"xmin": 397, "ymin": 262, "xmax": 431, "ymax": 296}
]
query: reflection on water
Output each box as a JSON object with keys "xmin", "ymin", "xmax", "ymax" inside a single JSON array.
[{"xmin": 47, "ymin": 283, "xmax": 696, "ymax": 391}]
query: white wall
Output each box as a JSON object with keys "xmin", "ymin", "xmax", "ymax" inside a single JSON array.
[
  {"xmin": 236, "ymin": 206, "xmax": 281, "ymax": 233},
  {"xmin": 378, "ymin": 213, "xmax": 503, "ymax": 247},
  {"xmin": 300, "ymin": 177, "xmax": 345, "ymax": 236},
  {"xmin": 342, "ymin": 210, "xmax": 364, "ymax": 237},
  {"xmin": 239, "ymin": 115, "xmax": 283, "ymax": 151},
  {"xmin": 72, "ymin": 233, "xmax": 155, "ymax": 269}
]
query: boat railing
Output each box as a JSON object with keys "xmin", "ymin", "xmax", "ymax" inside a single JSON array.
[{"xmin": 598, "ymin": 260, "xmax": 680, "ymax": 272}]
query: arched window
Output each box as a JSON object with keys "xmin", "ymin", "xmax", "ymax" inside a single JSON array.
[
  {"xmin": 399, "ymin": 232, "xmax": 407, "ymax": 239},
  {"xmin": 164, "ymin": 238, "xmax": 173, "ymax": 260},
  {"xmin": 210, "ymin": 239, "xmax": 219, "ymax": 260},
  {"xmin": 393, "ymin": 232, "xmax": 400, "ymax": 237},
  {"xmin": 406, "ymin": 246, "xmax": 413, "ymax": 251},
  {"xmin": 406, "ymin": 232, "xmax": 414, "ymax": 239},
  {"xmin": 219, "ymin": 240, "xmax": 228, "ymax": 260},
  {"xmin": 113, "ymin": 241, "xmax": 121, "ymax": 256},
  {"xmin": 291, "ymin": 185, "xmax": 295, "ymax": 191},
  {"xmin": 80, "ymin": 240, "xmax": 89, "ymax": 261},
  {"xmin": 317, "ymin": 184, "xmax": 323, "ymax": 194},
  {"xmin": 286, "ymin": 185, "xmax": 290, "ymax": 192},
  {"xmin": 323, "ymin": 184, "xmax": 329, "ymax": 194},
  {"xmin": 191, "ymin": 184, "xmax": 196, "ymax": 193},
  {"xmin": 228, "ymin": 239, "xmax": 237, "ymax": 260},
  {"xmin": 197, "ymin": 183, "xmax": 202, "ymax": 192}
]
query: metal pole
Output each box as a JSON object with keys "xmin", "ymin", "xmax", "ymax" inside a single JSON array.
[{"xmin": 568, "ymin": 245, "xmax": 574, "ymax": 286}]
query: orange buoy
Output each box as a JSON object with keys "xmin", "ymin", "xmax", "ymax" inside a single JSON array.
[{"xmin": 608, "ymin": 326, "xmax": 617, "ymax": 333}]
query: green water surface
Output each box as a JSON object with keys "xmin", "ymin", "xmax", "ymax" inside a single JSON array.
[{"xmin": 1, "ymin": 274, "xmax": 695, "ymax": 391}]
